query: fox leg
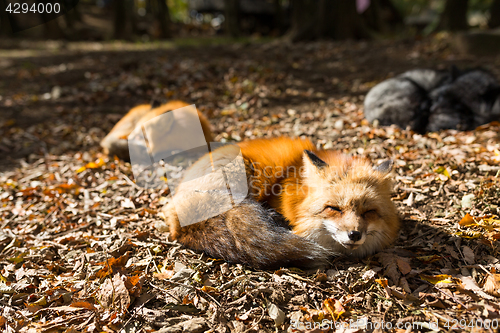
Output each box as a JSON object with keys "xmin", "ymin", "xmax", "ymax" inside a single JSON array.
[{"xmin": 162, "ymin": 198, "xmax": 329, "ymax": 270}]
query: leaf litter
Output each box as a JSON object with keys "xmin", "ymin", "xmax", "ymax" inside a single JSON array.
[{"xmin": 1, "ymin": 36, "xmax": 500, "ymax": 331}]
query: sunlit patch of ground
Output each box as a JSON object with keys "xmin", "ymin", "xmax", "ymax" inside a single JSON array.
[{"xmin": 1, "ymin": 36, "xmax": 500, "ymax": 332}]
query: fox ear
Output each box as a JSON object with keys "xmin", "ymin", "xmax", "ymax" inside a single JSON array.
[
  {"xmin": 303, "ymin": 150, "xmax": 328, "ymax": 170},
  {"xmin": 374, "ymin": 159, "xmax": 393, "ymax": 173}
]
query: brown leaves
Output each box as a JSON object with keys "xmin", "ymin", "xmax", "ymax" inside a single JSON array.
[
  {"xmin": 2, "ymin": 38, "xmax": 500, "ymax": 332},
  {"xmin": 375, "ymin": 278, "xmax": 392, "ymax": 298},
  {"xmin": 159, "ymin": 318, "xmax": 207, "ymax": 333},
  {"xmin": 459, "ymin": 213, "xmax": 475, "ymax": 226},
  {"xmin": 396, "ymin": 257, "xmax": 412, "ymax": 275},
  {"xmin": 456, "ymin": 214, "xmax": 500, "ymax": 242},
  {"xmin": 95, "ymin": 254, "xmax": 129, "ymax": 279},
  {"xmin": 484, "ymin": 274, "xmax": 500, "ymax": 297},
  {"xmin": 291, "ymin": 298, "xmax": 348, "ymax": 330},
  {"xmin": 462, "ymin": 246, "xmax": 475, "ymax": 265},
  {"xmin": 376, "ymin": 252, "xmax": 411, "ymax": 286},
  {"xmin": 420, "ymin": 274, "xmax": 454, "ymax": 285},
  {"xmin": 70, "ymin": 301, "xmax": 96, "ymax": 310},
  {"xmin": 76, "ymin": 158, "xmax": 106, "ymax": 173},
  {"xmin": 323, "ymin": 298, "xmax": 345, "ymax": 321},
  {"xmin": 97, "ymin": 273, "xmax": 130, "ymax": 311},
  {"xmin": 125, "ymin": 274, "xmax": 143, "ymax": 297},
  {"xmin": 267, "ymin": 303, "xmax": 285, "ymax": 326}
]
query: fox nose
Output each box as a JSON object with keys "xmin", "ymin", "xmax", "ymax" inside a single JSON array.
[{"xmin": 348, "ymin": 231, "xmax": 362, "ymax": 242}]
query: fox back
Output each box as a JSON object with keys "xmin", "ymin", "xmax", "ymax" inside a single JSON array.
[{"xmin": 101, "ymin": 100, "xmax": 212, "ymax": 161}]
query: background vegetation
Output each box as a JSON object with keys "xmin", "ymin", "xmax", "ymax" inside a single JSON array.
[{"xmin": 1, "ymin": 0, "xmax": 500, "ymax": 41}]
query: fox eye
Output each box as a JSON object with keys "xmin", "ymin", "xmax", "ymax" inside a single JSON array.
[
  {"xmin": 325, "ymin": 206, "xmax": 342, "ymax": 213},
  {"xmin": 363, "ymin": 209, "xmax": 378, "ymax": 217}
]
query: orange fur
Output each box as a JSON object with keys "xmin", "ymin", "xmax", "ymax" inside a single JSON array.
[
  {"xmin": 101, "ymin": 100, "xmax": 212, "ymax": 160},
  {"xmin": 161, "ymin": 137, "xmax": 400, "ymax": 269}
]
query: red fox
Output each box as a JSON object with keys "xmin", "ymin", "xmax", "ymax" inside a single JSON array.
[
  {"xmin": 101, "ymin": 100, "xmax": 213, "ymax": 161},
  {"xmin": 160, "ymin": 137, "xmax": 400, "ymax": 269}
]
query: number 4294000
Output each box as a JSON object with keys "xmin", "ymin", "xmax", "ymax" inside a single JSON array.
[{"xmin": 6, "ymin": 2, "xmax": 61, "ymax": 14}]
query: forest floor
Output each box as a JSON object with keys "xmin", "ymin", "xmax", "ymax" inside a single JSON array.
[{"xmin": 1, "ymin": 35, "xmax": 500, "ymax": 332}]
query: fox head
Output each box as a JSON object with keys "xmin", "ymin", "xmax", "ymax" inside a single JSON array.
[{"xmin": 286, "ymin": 150, "xmax": 400, "ymax": 258}]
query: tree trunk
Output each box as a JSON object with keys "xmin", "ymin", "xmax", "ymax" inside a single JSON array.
[
  {"xmin": 224, "ymin": 0, "xmax": 240, "ymax": 37},
  {"xmin": 64, "ymin": 10, "xmax": 79, "ymax": 31},
  {"xmin": 114, "ymin": 0, "xmax": 134, "ymax": 39},
  {"xmin": 489, "ymin": 0, "xmax": 500, "ymax": 28},
  {"xmin": 285, "ymin": 0, "xmax": 319, "ymax": 41},
  {"xmin": 273, "ymin": 0, "xmax": 283, "ymax": 34},
  {"xmin": 437, "ymin": 0, "xmax": 469, "ymax": 31},
  {"xmin": 324, "ymin": 0, "xmax": 367, "ymax": 39},
  {"xmin": 154, "ymin": 0, "xmax": 172, "ymax": 38},
  {"xmin": 41, "ymin": 14, "xmax": 65, "ymax": 39},
  {"xmin": 285, "ymin": 0, "xmax": 367, "ymax": 41},
  {"xmin": 362, "ymin": 0, "xmax": 403, "ymax": 33},
  {"xmin": 64, "ymin": 2, "xmax": 82, "ymax": 31},
  {"xmin": 0, "ymin": 1, "xmax": 13, "ymax": 36}
]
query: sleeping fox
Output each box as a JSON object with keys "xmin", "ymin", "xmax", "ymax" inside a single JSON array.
[
  {"xmin": 100, "ymin": 100, "xmax": 213, "ymax": 161},
  {"xmin": 160, "ymin": 137, "xmax": 400, "ymax": 269}
]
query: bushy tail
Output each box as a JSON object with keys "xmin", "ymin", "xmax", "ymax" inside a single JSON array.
[{"xmin": 168, "ymin": 199, "xmax": 329, "ymax": 270}]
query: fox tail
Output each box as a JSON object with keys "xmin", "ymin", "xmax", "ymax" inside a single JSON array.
[{"xmin": 164, "ymin": 198, "xmax": 329, "ymax": 270}]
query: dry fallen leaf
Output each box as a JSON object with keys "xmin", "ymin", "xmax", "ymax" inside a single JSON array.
[
  {"xmin": 459, "ymin": 213, "xmax": 475, "ymax": 227},
  {"xmin": 427, "ymin": 298, "xmax": 447, "ymax": 309},
  {"xmin": 268, "ymin": 303, "xmax": 285, "ymax": 326},
  {"xmin": 420, "ymin": 274, "xmax": 453, "ymax": 284},
  {"xmin": 458, "ymin": 275, "xmax": 496, "ymax": 300},
  {"xmin": 97, "ymin": 273, "xmax": 130, "ymax": 312},
  {"xmin": 121, "ymin": 198, "xmax": 136, "ymax": 209},
  {"xmin": 462, "ymin": 246, "xmax": 475, "ymax": 265},
  {"xmin": 377, "ymin": 252, "xmax": 401, "ymax": 284},
  {"xmin": 323, "ymin": 298, "xmax": 345, "ymax": 320},
  {"xmin": 375, "ymin": 278, "xmax": 392, "ymax": 298},
  {"xmin": 70, "ymin": 301, "xmax": 96, "ymax": 310},
  {"xmin": 396, "ymin": 258, "xmax": 411, "ymax": 275},
  {"xmin": 153, "ymin": 270, "xmax": 175, "ymax": 280},
  {"xmin": 76, "ymin": 158, "xmax": 106, "ymax": 173},
  {"xmin": 483, "ymin": 274, "xmax": 500, "ymax": 297},
  {"xmin": 4, "ymin": 37, "xmax": 500, "ymax": 331}
]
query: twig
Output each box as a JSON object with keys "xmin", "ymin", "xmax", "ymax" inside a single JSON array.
[
  {"xmin": 149, "ymin": 282, "xmax": 183, "ymax": 303},
  {"xmin": 400, "ymin": 187, "xmax": 423, "ymax": 193},
  {"xmin": 122, "ymin": 293, "xmax": 155, "ymax": 330},
  {"xmin": 242, "ymin": 307, "xmax": 265, "ymax": 333},
  {"xmin": 39, "ymin": 220, "xmax": 96, "ymax": 240},
  {"xmin": 145, "ymin": 248, "xmax": 160, "ymax": 275},
  {"xmin": 121, "ymin": 174, "xmax": 141, "ymax": 190},
  {"xmin": 419, "ymin": 278, "xmax": 467, "ymax": 308},
  {"xmin": 478, "ymin": 264, "xmax": 493, "ymax": 276},
  {"xmin": 162, "ymin": 279, "xmax": 222, "ymax": 308}
]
